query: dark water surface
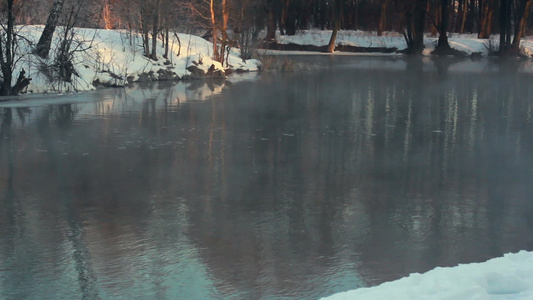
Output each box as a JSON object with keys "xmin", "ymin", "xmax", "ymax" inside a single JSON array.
[{"xmin": 1, "ymin": 57, "xmax": 533, "ymax": 299}]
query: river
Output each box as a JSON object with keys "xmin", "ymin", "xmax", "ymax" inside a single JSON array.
[{"xmin": 1, "ymin": 56, "xmax": 533, "ymax": 299}]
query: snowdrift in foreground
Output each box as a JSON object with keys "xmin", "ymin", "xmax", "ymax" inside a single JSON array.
[
  {"xmin": 322, "ymin": 251, "xmax": 533, "ymax": 300},
  {"xmin": 14, "ymin": 26, "xmax": 259, "ymax": 94}
]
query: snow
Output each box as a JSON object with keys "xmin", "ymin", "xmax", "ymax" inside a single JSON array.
[
  {"xmin": 321, "ymin": 251, "xmax": 533, "ymax": 300},
  {"xmin": 11, "ymin": 26, "xmax": 260, "ymax": 94},
  {"xmin": 275, "ymin": 30, "xmax": 533, "ymax": 57}
]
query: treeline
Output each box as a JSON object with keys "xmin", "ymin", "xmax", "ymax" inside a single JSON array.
[
  {"xmin": 5, "ymin": 0, "xmax": 533, "ymax": 57},
  {"xmin": 0, "ymin": 0, "xmax": 531, "ymax": 96}
]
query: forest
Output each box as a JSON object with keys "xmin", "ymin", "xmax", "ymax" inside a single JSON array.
[
  {"xmin": 9, "ymin": 0, "xmax": 532, "ymax": 55},
  {"xmin": 0, "ymin": 0, "xmax": 531, "ymax": 95}
]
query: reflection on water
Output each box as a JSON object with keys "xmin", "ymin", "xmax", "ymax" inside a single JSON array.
[{"xmin": 1, "ymin": 57, "xmax": 533, "ymax": 299}]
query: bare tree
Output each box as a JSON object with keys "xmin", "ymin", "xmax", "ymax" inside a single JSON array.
[{"xmin": 0, "ymin": 0, "xmax": 32, "ymax": 95}]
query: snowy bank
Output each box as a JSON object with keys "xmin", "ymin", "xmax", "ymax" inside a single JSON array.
[
  {"xmin": 12, "ymin": 26, "xmax": 259, "ymax": 94},
  {"xmin": 321, "ymin": 251, "xmax": 533, "ymax": 300},
  {"xmin": 273, "ymin": 30, "xmax": 533, "ymax": 57}
]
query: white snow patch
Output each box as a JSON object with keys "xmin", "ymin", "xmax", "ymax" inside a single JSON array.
[
  {"xmin": 276, "ymin": 30, "xmax": 533, "ymax": 57},
  {"xmin": 321, "ymin": 251, "xmax": 533, "ymax": 300},
  {"xmin": 10, "ymin": 26, "xmax": 259, "ymax": 94}
]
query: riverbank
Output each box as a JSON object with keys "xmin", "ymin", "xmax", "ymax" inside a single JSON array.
[
  {"xmin": 7, "ymin": 27, "xmax": 533, "ymax": 96},
  {"xmin": 10, "ymin": 26, "xmax": 260, "ymax": 95},
  {"xmin": 264, "ymin": 30, "xmax": 533, "ymax": 57}
]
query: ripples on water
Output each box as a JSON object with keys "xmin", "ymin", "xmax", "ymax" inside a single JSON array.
[{"xmin": 1, "ymin": 57, "xmax": 533, "ymax": 299}]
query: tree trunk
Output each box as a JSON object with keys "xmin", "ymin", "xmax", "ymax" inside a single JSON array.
[
  {"xmin": 210, "ymin": 0, "xmax": 219, "ymax": 61},
  {"xmin": 413, "ymin": 0, "xmax": 428, "ymax": 54},
  {"xmin": 143, "ymin": 29, "xmax": 150, "ymax": 57},
  {"xmin": 510, "ymin": 0, "xmax": 532, "ymax": 52},
  {"xmin": 436, "ymin": 0, "xmax": 451, "ymax": 50},
  {"xmin": 140, "ymin": 3, "xmax": 151, "ymax": 57},
  {"xmin": 327, "ymin": 22, "xmax": 339, "ymax": 52},
  {"xmin": 478, "ymin": 0, "xmax": 495, "ymax": 38},
  {"xmin": 499, "ymin": 0, "xmax": 511, "ymax": 53},
  {"xmin": 0, "ymin": 0, "xmax": 15, "ymax": 95},
  {"xmin": 163, "ymin": 27, "xmax": 169, "ymax": 59},
  {"xmin": 459, "ymin": 0, "xmax": 468, "ymax": 33},
  {"xmin": 150, "ymin": 0, "xmax": 160, "ymax": 60},
  {"xmin": 285, "ymin": 0, "xmax": 296, "ymax": 35},
  {"xmin": 279, "ymin": 0, "xmax": 288, "ymax": 35},
  {"xmin": 265, "ymin": 1, "xmax": 276, "ymax": 41},
  {"xmin": 431, "ymin": 3, "xmax": 440, "ymax": 37},
  {"xmin": 378, "ymin": 0, "xmax": 388, "ymax": 36},
  {"xmin": 402, "ymin": 0, "xmax": 428, "ymax": 55},
  {"xmin": 103, "ymin": 0, "xmax": 112, "ymax": 29},
  {"xmin": 35, "ymin": 0, "xmax": 65, "ymax": 59},
  {"xmin": 327, "ymin": 0, "xmax": 342, "ymax": 52},
  {"xmin": 220, "ymin": 0, "xmax": 229, "ymax": 65}
]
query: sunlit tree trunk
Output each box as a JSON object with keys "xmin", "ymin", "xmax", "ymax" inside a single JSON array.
[
  {"xmin": 103, "ymin": 0, "xmax": 112, "ymax": 29},
  {"xmin": 210, "ymin": 0, "xmax": 220, "ymax": 61},
  {"xmin": 327, "ymin": 22, "xmax": 339, "ymax": 52},
  {"xmin": 478, "ymin": 0, "xmax": 495, "ymax": 38},
  {"xmin": 378, "ymin": 0, "xmax": 388, "ymax": 36},
  {"xmin": 327, "ymin": 0, "xmax": 343, "ymax": 52}
]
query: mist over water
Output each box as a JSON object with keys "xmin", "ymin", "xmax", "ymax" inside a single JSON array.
[{"xmin": 1, "ymin": 57, "xmax": 533, "ymax": 299}]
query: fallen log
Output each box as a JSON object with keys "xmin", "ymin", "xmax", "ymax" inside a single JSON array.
[{"xmin": 260, "ymin": 41, "xmax": 397, "ymax": 54}]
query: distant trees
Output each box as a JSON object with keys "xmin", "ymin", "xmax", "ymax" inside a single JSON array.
[
  {"xmin": 0, "ymin": 0, "xmax": 531, "ymax": 90},
  {"xmin": 37, "ymin": 0, "xmax": 533, "ymax": 57},
  {"xmin": 231, "ymin": 0, "xmax": 263, "ymax": 59},
  {"xmin": 479, "ymin": 0, "xmax": 496, "ymax": 38},
  {"xmin": 499, "ymin": 0, "xmax": 532, "ymax": 55}
]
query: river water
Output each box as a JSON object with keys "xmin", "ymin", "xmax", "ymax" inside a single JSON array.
[{"xmin": 1, "ymin": 57, "xmax": 533, "ymax": 299}]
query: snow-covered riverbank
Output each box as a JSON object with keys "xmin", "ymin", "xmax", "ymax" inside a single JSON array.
[
  {"xmin": 9, "ymin": 27, "xmax": 533, "ymax": 96},
  {"xmin": 321, "ymin": 251, "xmax": 533, "ymax": 300},
  {"xmin": 12, "ymin": 26, "xmax": 260, "ymax": 94},
  {"xmin": 271, "ymin": 30, "xmax": 533, "ymax": 57}
]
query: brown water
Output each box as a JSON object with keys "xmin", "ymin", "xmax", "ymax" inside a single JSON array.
[{"xmin": 1, "ymin": 57, "xmax": 533, "ymax": 299}]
